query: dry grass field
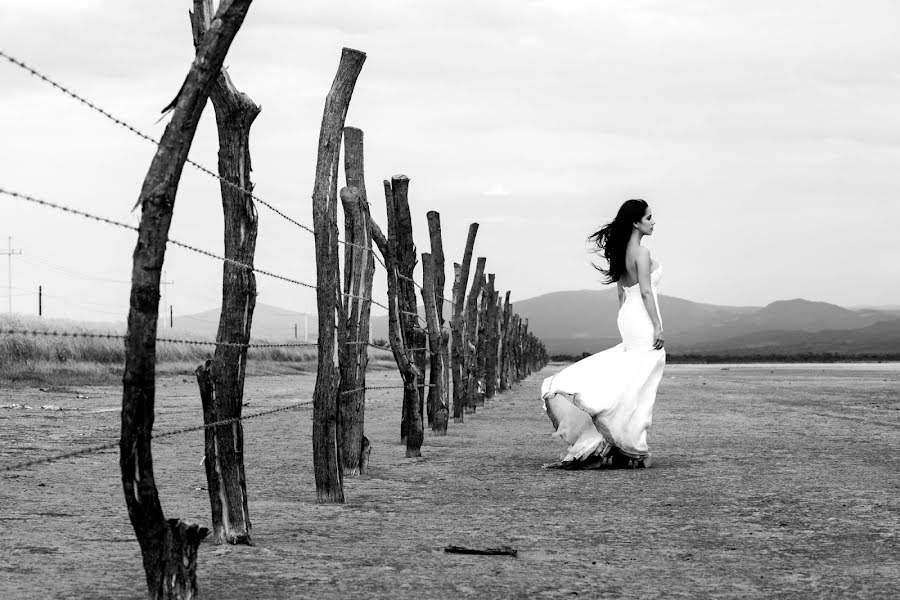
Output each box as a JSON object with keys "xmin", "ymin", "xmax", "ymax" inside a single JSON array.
[
  {"xmin": 1, "ymin": 363, "xmax": 898, "ymax": 599},
  {"xmin": 0, "ymin": 314, "xmax": 395, "ymax": 387}
]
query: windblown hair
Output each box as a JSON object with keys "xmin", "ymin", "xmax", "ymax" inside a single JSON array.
[{"xmin": 588, "ymin": 199, "xmax": 648, "ymax": 284}]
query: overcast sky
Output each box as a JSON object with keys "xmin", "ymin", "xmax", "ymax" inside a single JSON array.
[{"xmin": 1, "ymin": 0, "xmax": 898, "ymax": 326}]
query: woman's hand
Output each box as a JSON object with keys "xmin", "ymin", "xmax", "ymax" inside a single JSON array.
[{"xmin": 653, "ymin": 325, "xmax": 665, "ymax": 350}]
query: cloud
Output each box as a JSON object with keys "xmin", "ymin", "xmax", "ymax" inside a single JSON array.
[
  {"xmin": 1, "ymin": 0, "xmax": 898, "ymax": 316},
  {"xmin": 482, "ymin": 184, "xmax": 510, "ymax": 197}
]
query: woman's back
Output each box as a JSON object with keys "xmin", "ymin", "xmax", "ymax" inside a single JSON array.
[{"xmin": 618, "ymin": 264, "xmax": 663, "ymax": 350}]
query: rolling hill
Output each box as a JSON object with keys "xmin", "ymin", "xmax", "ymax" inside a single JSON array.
[
  {"xmin": 512, "ymin": 294, "xmax": 900, "ymax": 356},
  {"xmin": 370, "ymin": 292, "xmax": 900, "ymax": 356},
  {"xmin": 177, "ymin": 303, "xmax": 315, "ymax": 341},
  {"xmin": 177, "ymin": 295, "xmax": 899, "ymax": 358}
]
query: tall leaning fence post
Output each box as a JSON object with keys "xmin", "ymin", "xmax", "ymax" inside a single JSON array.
[
  {"xmin": 426, "ymin": 211, "xmax": 449, "ymax": 427},
  {"xmin": 450, "ymin": 224, "xmax": 478, "ymax": 422},
  {"xmin": 120, "ymin": 1, "xmax": 252, "ymax": 596},
  {"xmin": 464, "ymin": 257, "xmax": 486, "ymax": 412},
  {"xmin": 190, "ymin": 0, "xmax": 259, "ymax": 546},
  {"xmin": 385, "ymin": 175, "xmax": 426, "ymax": 456},
  {"xmin": 310, "ymin": 47, "xmax": 366, "ymax": 503}
]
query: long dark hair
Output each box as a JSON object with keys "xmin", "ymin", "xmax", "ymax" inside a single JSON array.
[{"xmin": 588, "ymin": 199, "xmax": 648, "ymax": 284}]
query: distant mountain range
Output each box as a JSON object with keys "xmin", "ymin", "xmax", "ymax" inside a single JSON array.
[
  {"xmin": 511, "ymin": 292, "xmax": 900, "ymax": 356},
  {"xmin": 177, "ymin": 294, "xmax": 900, "ymax": 357},
  {"xmin": 177, "ymin": 303, "xmax": 314, "ymax": 341},
  {"xmin": 369, "ymin": 292, "xmax": 900, "ymax": 357}
]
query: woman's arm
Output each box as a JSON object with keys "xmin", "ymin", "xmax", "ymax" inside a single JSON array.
[
  {"xmin": 636, "ymin": 248, "xmax": 664, "ymax": 349},
  {"xmin": 617, "ymin": 281, "xmax": 624, "ymax": 309}
]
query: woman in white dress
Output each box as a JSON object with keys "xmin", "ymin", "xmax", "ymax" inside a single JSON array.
[{"xmin": 542, "ymin": 199, "xmax": 665, "ymax": 469}]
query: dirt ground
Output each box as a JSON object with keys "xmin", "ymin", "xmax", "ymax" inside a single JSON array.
[{"xmin": 1, "ymin": 363, "xmax": 899, "ymax": 599}]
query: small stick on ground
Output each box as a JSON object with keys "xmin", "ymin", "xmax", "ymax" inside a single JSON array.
[{"xmin": 444, "ymin": 545, "xmax": 518, "ymax": 557}]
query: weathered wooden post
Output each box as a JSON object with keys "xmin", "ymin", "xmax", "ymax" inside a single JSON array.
[
  {"xmin": 426, "ymin": 211, "xmax": 450, "ymax": 427},
  {"xmin": 421, "ymin": 252, "xmax": 447, "ymax": 434},
  {"xmin": 499, "ymin": 291, "xmax": 512, "ymax": 392},
  {"xmin": 474, "ymin": 274, "xmax": 490, "ymax": 407},
  {"xmin": 509, "ymin": 313, "xmax": 522, "ymax": 384},
  {"xmin": 485, "ymin": 283, "xmax": 500, "ymax": 400},
  {"xmin": 189, "ymin": 0, "xmax": 259, "ymax": 546},
  {"xmin": 311, "ymin": 47, "xmax": 366, "ymax": 503},
  {"xmin": 519, "ymin": 318, "xmax": 529, "ymax": 380},
  {"xmin": 450, "ymin": 224, "xmax": 478, "ymax": 423},
  {"xmin": 338, "ymin": 185, "xmax": 375, "ymax": 475},
  {"xmin": 386, "ymin": 176, "xmax": 427, "ymax": 453},
  {"xmin": 464, "ymin": 258, "xmax": 486, "ymax": 412},
  {"xmin": 120, "ymin": 1, "xmax": 250, "ymax": 596},
  {"xmin": 522, "ymin": 318, "xmax": 532, "ymax": 377},
  {"xmin": 341, "ymin": 127, "xmax": 373, "ymax": 474}
]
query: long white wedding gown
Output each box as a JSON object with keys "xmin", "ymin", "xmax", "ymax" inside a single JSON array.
[{"xmin": 541, "ymin": 265, "xmax": 666, "ymax": 465}]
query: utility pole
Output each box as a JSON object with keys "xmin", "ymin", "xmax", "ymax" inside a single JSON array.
[
  {"xmin": 38, "ymin": 285, "xmax": 42, "ymax": 317},
  {"xmin": 160, "ymin": 270, "xmax": 174, "ymax": 327},
  {"xmin": 170, "ymin": 305, "xmax": 174, "ymax": 329},
  {"xmin": 1, "ymin": 237, "xmax": 23, "ymax": 314}
]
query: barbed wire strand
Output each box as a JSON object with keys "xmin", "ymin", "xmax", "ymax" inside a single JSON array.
[
  {"xmin": 0, "ymin": 378, "xmax": 449, "ymax": 474},
  {"xmin": 0, "ymin": 329, "xmax": 320, "ymax": 349},
  {"xmin": 0, "ymin": 50, "xmax": 316, "ymax": 236},
  {"xmin": 0, "ymin": 398, "xmax": 314, "ymax": 474},
  {"xmin": 1, "ymin": 52, "xmax": 463, "ymax": 313},
  {"xmin": 0, "ymin": 50, "xmax": 399, "ymax": 264},
  {"xmin": 0, "ymin": 187, "xmax": 384, "ymax": 307},
  {"xmin": 0, "ymin": 330, "xmax": 440, "ymax": 358},
  {"xmin": 0, "ymin": 330, "xmax": 442, "ymax": 361}
]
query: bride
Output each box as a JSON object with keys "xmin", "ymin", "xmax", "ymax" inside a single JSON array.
[{"xmin": 542, "ymin": 199, "xmax": 665, "ymax": 469}]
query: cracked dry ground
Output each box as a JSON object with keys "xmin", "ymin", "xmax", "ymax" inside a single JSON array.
[{"xmin": 1, "ymin": 363, "xmax": 899, "ymax": 599}]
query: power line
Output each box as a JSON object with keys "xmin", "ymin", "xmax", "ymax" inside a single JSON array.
[
  {"xmin": 1, "ymin": 237, "xmax": 23, "ymax": 314},
  {"xmin": 20, "ymin": 255, "xmax": 131, "ymax": 285}
]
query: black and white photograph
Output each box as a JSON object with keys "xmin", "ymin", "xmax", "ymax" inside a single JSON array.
[{"xmin": 1, "ymin": 1, "xmax": 898, "ymax": 598}]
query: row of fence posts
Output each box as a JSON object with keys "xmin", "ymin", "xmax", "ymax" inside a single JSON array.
[
  {"xmin": 308, "ymin": 48, "xmax": 549, "ymax": 504},
  {"xmin": 114, "ymin": 2, "xmax": 548, "ymax": 596}
]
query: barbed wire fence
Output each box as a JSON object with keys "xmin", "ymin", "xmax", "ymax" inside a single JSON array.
[
  {"xmin": 0, "ymin": 51, "xmax": 463, "ymax": 481},
  {"xmin": 0, "ymin": 44, "xmax": 548, "ymax": 599}
]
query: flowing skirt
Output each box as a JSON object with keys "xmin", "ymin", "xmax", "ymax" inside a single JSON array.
[{"xmin": 541, "ymin": 293, "xmax": 666, "ymax": 461}]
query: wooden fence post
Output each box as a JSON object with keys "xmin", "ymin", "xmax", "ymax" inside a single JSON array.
[
  {"xmin": 383, "ymin": 176, "xmax": 426, "ymax": 455},
  {"xmin": 450, "ymin": 224, "xmax": 478, "ymax": 423},
  {"xmin": 371, "ymin": 177, "xmax": 427, "ymax": 457},
  {"xmin": 474, "ymin": 274, "xmax": 490, "ymax": 407},
  {"xmin": 485, "ymin": 283, "xmax": 500, "ymax": 400},
  {"xmin": 510, "ymin": 314, "xmax": 522, "ymax": 384},
  {"xmin": 464, "ymin": 257, "xmax": 486, "ymax": 412},
  {"xmin": 499, "ymin": 291, "xmax": 511, "ymax": 391},
  {"xmin": 426, "ymin": 211, "xmax": 450, "ymax": 427},
  {"xmin": 311, "ymin": 47, "xmax": 366, "ymax": 503},
  {"xmin": 421, "ymin": 253, "xmax": 448, "ymax": 434},
  {"xmin": 189, "ymin": 0, "xmax": 259, "ymax": 546},
  {"xmin": 338, "ymin": 186, "xmax": 375, "ymax": 475},
  {"xmin": 120, "ymin": 1, "xmax": 250, "ymax": 596},
  {"xmin": 341, "ymin": 126, "xmax": 374, "ymax": 476},
  {"xmin": 522, "ymin": 319, "xmax": 531, "ymax": 377}
]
